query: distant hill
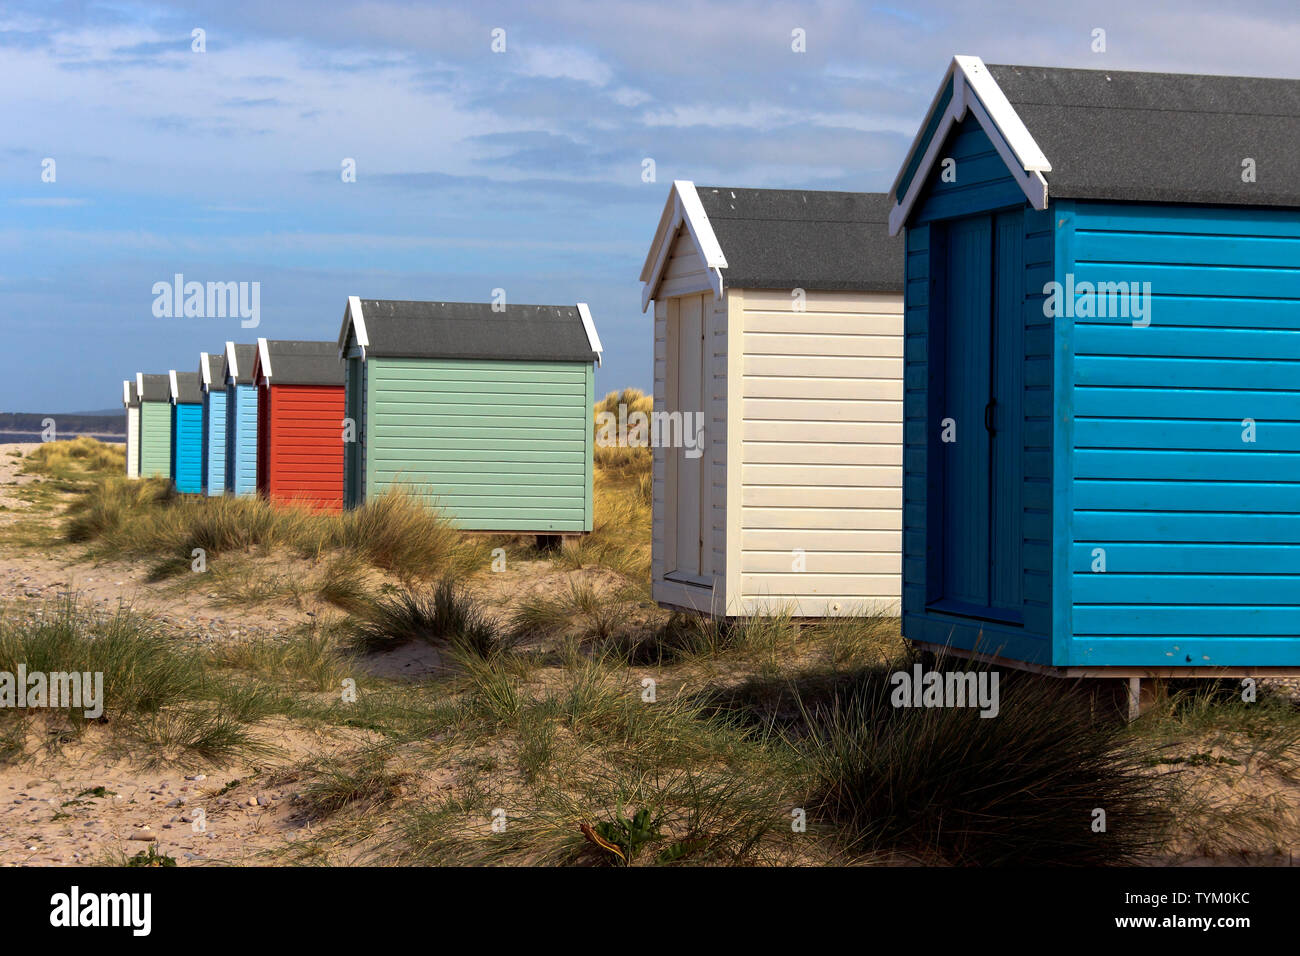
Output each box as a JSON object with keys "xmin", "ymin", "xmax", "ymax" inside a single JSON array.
[{"xmin": 0, "ymin": 411, "xmax": 125, "ymax": 440}]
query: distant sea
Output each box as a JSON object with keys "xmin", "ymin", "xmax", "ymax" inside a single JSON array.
[{"xmin": 0, "ymin": 432, "xmax": 125, "ymax": 444}]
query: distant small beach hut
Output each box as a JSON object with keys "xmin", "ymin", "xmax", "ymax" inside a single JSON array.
[
  {"xmin": 199, "ymin": 350, "xmax": 227, "ymax": 496},
  {"xmin": 252, "ymin": 338, "xmax": 347, "ymax": 511},
  {"xmin": 122, "ymin": 379, "xmax": 140, "ymax": 479},
  {"xmin": 223, "ymin": 342, "xmax": 259, "ymax": 496},
  {"xmin": 169, "ymin": 370, "xmax": 204, "ymax": 494},
  {"xmin": 135, "ymin": 373, "xmax": 173, "ymax": 479},
  {"xmin": 337, "ymin": 297, "xmax": 602, "ymax": 536}
]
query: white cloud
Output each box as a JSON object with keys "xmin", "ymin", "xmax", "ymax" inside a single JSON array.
[
  {"xmin": 610, "ymin": 86, "xmax": 651, "ymax": 107},
  {"xmin": 515, "ymin": 44, "xmax": 613, "ymax": 86}
]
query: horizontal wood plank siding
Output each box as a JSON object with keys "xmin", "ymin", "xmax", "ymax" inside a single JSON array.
[
  {"xmin": 203, "ymin": 390, "xmax": 226, "ymax": 495},
  {"xmin": 171, "ymin": 403, "xmax": 204, "ymax": 494},
  {"xmin": 138, "ymin": 402, "xmax": 172, "ymax": 479},
  {"xmin": 266, "ymin": 384, "xmax": 345, "ymax": 512},
  {"xmin": 1065, "ymin": 201, "xmax": 1300, "ymax": 666},
  {"xmin": 739, "ymin": 288, "xmax": 903, "ymax": 616},
  {"xmin": 365, "ymin": 357, "xmax": 592, "ymax": 532},
  {"xmin": 225, "ymin": 384, "xmax": 258, "ymax": 496}
]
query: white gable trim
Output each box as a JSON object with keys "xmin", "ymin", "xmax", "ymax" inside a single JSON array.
[
  {"xmin": 639, "ymin": 180, "xmax": 727, "ymax": 312},
  {"xmin": 257, "ymin": 337, "xmax": 273, "ymax": 383},
  {"xmin": 199, "ymin": 353, "xmax": 212, "ymax": 390},
  {"xmin": 888, "ymin": 55, "xmax": 1052, "ymax": 236},
  {"xmin": 224, "ymin": 341, "xmax": 238, "ymax": 383},
  {"xmin": 576, "ymin": 302, "xmax": 604, "ymax": 367},
  {"xmin": 169, "ymin": 370, "xmax": 180, "ymax": 402},
  {"xmin": 122, "ymin": 380, "xmax": 131, "ymax": 407},
  {"xmin": 136, "ymin": 372, "xmax": 144, "ymax": 396},
  {"xmin": 340, "ymin": 295, "xmax": 368, "ymax": 359}
]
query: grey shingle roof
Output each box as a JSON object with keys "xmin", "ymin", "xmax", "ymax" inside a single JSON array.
[
  {"xmin": 173, "ymin": 371, "xmax": 203, "ymax": 404},
  {"xmin": 988, "ymin": 64, "xmax": 1300, "ymax": 207},
  {"xmin": 347, "ymin": 300, "xmax": 598, "ymax": 362},
  {"xmin": 138, "ymin": 374, "xmax": 170, "ymax": 403},
  {"xmin": 226, "ymin": 344, "xmax": 257, "ymax": 385},
  {"xmin": 695, "ymin": 187, "xmax": 904, "ymax": 292},
  {"xmin": 260, "ymin": 340, "xmax": 345, "ymax": 386}
]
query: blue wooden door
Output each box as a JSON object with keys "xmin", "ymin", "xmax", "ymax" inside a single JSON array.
[
  {"xmin": 941, "ymin": 215, "xmax": 992, "ymax": 609},
  {"xmin": 938, "ymin": 210, "xmax": 1024, "ymax": 620}
]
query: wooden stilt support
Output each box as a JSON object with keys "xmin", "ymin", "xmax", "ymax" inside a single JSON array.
[{"xmin": 1126, "ymin": 677, "xmax": 1142, "ymax": 723}]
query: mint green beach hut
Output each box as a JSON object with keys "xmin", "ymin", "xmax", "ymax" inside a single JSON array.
[
  {"xmin": 336, "ymin": 297, "xmax": 602, "ymax": 535},
  {"xmin": 136, "ymin": 372, "xmax": 173, "ymax": 479}
]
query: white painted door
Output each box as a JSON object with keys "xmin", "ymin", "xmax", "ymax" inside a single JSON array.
[{"xmin": 671, "ymin": 294, "xmax": 706, "ymax": 578}]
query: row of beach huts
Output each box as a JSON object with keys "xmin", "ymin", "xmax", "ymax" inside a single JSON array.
[
  {"xmin": 122, "ymin": 300, "xmax": 604, "ymax": 527},
  {"xmin": 117, "ymin": 57, "xmax": 1300, "ymax": 676}
]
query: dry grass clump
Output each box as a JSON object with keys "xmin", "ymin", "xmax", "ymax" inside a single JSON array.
[
  {"xmin": 23, "ymin": 436, "xmax": 125, "ymax": 476},
  {"xmin": 65, "ymin": 479, "xmax": 483, "ymax": 583},
  {"xmin": 593, "ymin": 387, "xmax": 653, "ymax": 478}
]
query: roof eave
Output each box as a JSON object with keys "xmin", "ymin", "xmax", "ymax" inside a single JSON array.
[
  {"xmin": 887, "ymin": 55, "xmax": 1052, "ymax": 236},
  {"xmin": 224, "ymin": 341, "xmax": 238, "ymax": 382},
  {"xmin": 576, "ymin": 302, "xmax": 603, "ymax": 367},
  {"xmin": 256, "ymin": 337, "xmax": 272, "ymax": 383},
  {"xmin": 339, "ymin": 296, "xmax": 368, "ymax": 360},
  {"xmin": 640, "ymin": 180, "xmax": 727, "ymax": 313}
]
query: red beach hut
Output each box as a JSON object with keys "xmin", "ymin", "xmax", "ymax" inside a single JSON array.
[{"xmin": 252, "ymin": 339, "xmax": 346, "ymax": 511}]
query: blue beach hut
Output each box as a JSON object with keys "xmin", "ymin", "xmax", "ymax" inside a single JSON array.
[
  {"xmin": 199, "ymin": 350, "xmax": 227, "ymax": 496},
  {"xmin": 889, "ymin": 57, "xmax": 1300, "ymax": 674},
  {"xmin": 224, "ymin": 342, "xmax": 259, "ymax": 496},
  {"xmin": 169, "ymin": 370, "xmax": 204, "ymax": 494}
]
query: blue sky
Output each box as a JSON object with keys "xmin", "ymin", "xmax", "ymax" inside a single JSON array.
[{"xmin": 4, "ymin": 0, "xmax": 1300, "ymax": 412}]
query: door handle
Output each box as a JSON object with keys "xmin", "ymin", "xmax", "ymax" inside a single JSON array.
[{"xmin": 984, "ymin": 399, "xmax": 996, "ymax": 435}]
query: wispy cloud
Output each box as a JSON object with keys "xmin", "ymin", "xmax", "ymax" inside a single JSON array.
[{"xmin": 9, "ymin": 197, "xmax": 91, "ymax": 207}]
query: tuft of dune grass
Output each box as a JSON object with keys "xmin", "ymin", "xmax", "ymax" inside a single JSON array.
[
  {"xmin": 65, "ymin": 480, "xmax": 484, "ymax": 583},
  {"xmin": 0, "ymin": 596, "xmax": 273, "ymax": 768},
  {"xmin": 23, "ymin": 436, "xmax": 125, "ymax": 477},
  {"xmin": 783, "ymin": 652, "xmax": 1177, "ymax": 865},
  {"xmin": 348, "ymin": 579, "xmax": 507, "ymax": 660}
]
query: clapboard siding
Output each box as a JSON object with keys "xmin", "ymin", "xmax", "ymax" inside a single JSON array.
[
  {"xmin": 138, "ymin": 402, "xmax": 172, "ymax": 479},
  {"xmin": 225, "ymin": 384, "xmax": 258, "ymax": 496},
  {"xmin": 708, "ymin": 291, "xmax": 728, "ymax": 583},
  {"xmin": 261, "ymin": 384, "xmax": 347, "ymax": 511},
  {"xmin": 651, "ymin": 296, "xmax": 671, "ymax": 598},
  {"xmin": 1062, "ymin": 200, "xmax": 1300, "ymax": 665},
  {"xmin": 658, "ymin": 226, "xmax": 712, "ymax": 299},
  {"xmin": 901, "ymin": 116, "xmax": 1054, "ymax": 665},
  {"xmin": 203, "ymin": 390, "xmax": 226, "ymax": 495},
  {"xmin": 364, "ymin": 357, "xmax": 592, "ymax": 531},
  {"xmin": 171, "ymin": 403, "xmax": 204, "ymax": 494},
  {"xmin": 126, "ymin": 406, "xmax": 140, "ymax": 479},
  {"xmin": 911, "ymin": 117, "xmax": 1027, "ymax": 227},
  {"xmin": 735, "ymin": 288, "xmax": 902, "ymax": 615}
]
